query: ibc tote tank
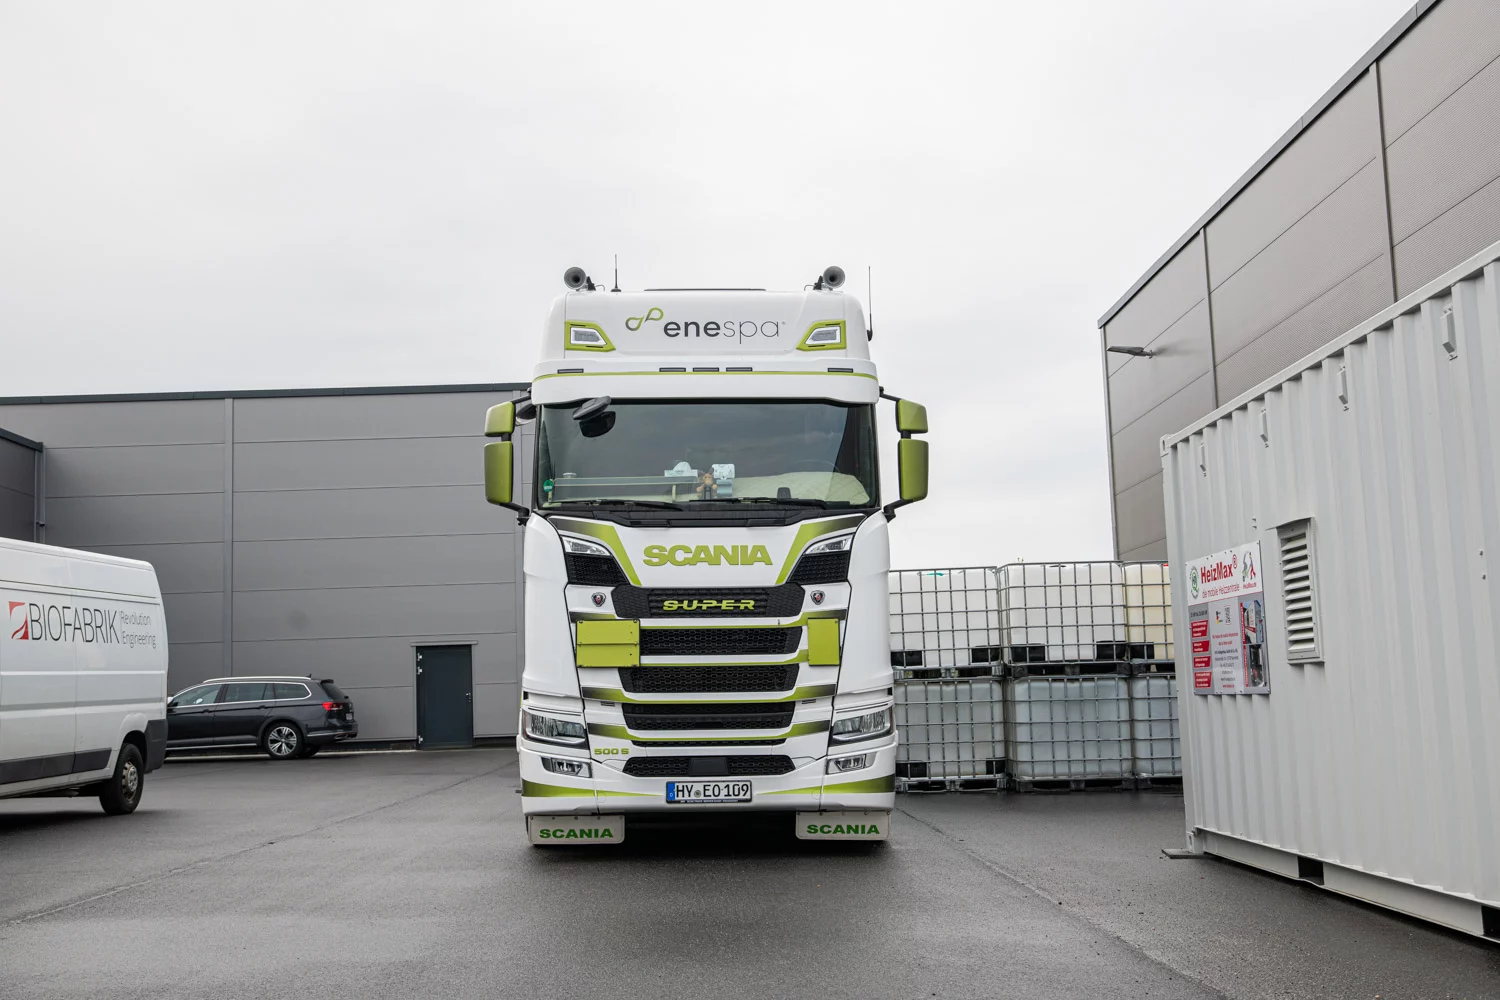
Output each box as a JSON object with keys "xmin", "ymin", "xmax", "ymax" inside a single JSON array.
[{"xmin": 1161, "ymin": 239, "xmax": 1500, "ymax": 940}]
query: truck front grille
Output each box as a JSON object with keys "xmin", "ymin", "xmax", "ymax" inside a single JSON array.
[
  {"xmin": 619, "ymin": 664, "xmax": 798, "ymax": 694},
  {"xmin": 786, "ymin": 552, "xmax": 850, "ymax": 585},
  {"xmin": 622, "ymin": 755, "xmax": 796, "ymax": 777},
  {"xmin": 620, "ymin": 702, "xmax": 795, "ymax": 731},
  {"xmin": 639, "ymin": 627, "xmax": 801, "ymax": 657},
  {"xmin": 566, "ymin": 553, "xmax": 627, "ymax": 587}
]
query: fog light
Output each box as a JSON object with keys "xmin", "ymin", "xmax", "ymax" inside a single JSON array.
[
  {"xmin": 827, "ymin": 753, "xmax": 874, "ymax": 774},
  {"xmin": 541, "ymin": 756, "xmax": 591, "ymax": 778}
]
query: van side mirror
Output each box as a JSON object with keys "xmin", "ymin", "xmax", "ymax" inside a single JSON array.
[{"xmin": 882, "ymin": 394, "xmax": 930, "ymax": 520}]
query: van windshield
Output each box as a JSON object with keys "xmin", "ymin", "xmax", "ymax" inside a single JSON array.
[{"xmin": 536, "ymin": 400, "xmax": 878, "ymax": 508}]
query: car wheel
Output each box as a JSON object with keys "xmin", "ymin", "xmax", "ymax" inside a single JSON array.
[
  {"xmin": 264, "ymin": 723, "xmax": 304, "ymax": 760},
  {"xmin": 298, "ymin": 744, "xmax": 320, "ymax": 759},
  {"xmin": 99, "ymin": 743, "xmax": 145, "ymax": 815}
]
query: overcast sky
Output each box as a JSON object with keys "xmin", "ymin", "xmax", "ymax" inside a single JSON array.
[{"xmin": 0, "ymin": 1, "xmax": 1417, "ymax": 568}]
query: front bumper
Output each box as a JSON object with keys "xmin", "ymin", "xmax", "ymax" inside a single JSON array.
[{"xmin": 519, "ymin": 740, "xmax": 897, "ymax": 817}]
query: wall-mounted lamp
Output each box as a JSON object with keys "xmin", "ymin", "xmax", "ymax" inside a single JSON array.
[{"xmin": 1106, "ymin": 345, "xmax": 1156, "ymax": 358}]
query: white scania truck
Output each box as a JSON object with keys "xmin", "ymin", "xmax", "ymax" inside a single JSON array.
[{"xmin": 484, "ymin": 266, "xmax": 928, "ymax": 844}]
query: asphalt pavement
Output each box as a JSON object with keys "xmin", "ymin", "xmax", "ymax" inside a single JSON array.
[{"xmin": 0, "ymin": 749, "xmax": 1495, "ymax": 1000}]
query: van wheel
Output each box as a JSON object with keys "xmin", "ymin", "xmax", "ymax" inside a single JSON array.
[
  {"xmin": 99, "ymin": 744, "xmax": 144, "ymax": 815},
  {"xmin": 264, "ymin": 723, "xmax": 304, "ymax": 760}
]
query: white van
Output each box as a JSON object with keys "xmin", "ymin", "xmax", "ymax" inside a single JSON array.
[{"xmin": 1, "ymin": 538, "xmax": 169, "ymax": 814}]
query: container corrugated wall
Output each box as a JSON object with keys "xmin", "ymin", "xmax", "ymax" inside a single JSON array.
[{"xmin": 1162, "ymin": 239, "xmax": 1500, "ymax": 936}]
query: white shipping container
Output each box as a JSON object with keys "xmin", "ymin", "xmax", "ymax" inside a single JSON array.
[
  {"xmin": 1162, "ymin": 240, "xmax": 1500, "ymax": 938},
  {"xmin": 1004, "ymin": 676, "xmax": 1131, "ymax": 780}
]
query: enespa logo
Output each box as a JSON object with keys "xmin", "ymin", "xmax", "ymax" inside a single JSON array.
[
  {"xmin": 642, "ymin": 544, "xmax": 774, "ymax": 568},
  {"xmin": 624, "ymin": 307, "xmax": 783, "ymax": 343},
  {"xmin": 7, "ymin": 599, "xmax": 158, "ymax": 649}
]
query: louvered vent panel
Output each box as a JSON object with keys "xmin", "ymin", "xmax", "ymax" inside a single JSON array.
[{"xmin": 1279, "ymin": 523, "xmax": 1319, "ymax": 660}]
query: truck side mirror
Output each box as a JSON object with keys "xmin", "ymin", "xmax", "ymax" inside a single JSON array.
[
  {"xmin": 485, "ymin": 402, "xmax": 516, "ymax": 437},
  {"xmin": 882, "ymin": 394, "xmax": 930, "ymax": 520},
  {"xmin": 898, "ymin": 438, "xmax": 928, "ymax": 502},
  {"xmin": 896, "ymin": 400, "xmax": 928, "ymax": 435},
  {"xmin": 482, "ymin": 401, "xmax": 529, "ymax": 523},
  {"xmin": 484, "ymin": 441, "xmax": 514, "ymax": 505}
]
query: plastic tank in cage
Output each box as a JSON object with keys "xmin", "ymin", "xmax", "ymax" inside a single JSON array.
[
  {"xmin": 997, "ymin": 563, "xmax": 1128, "ymax": 664},
  {"xmin": 894, "ymin": 677, "xmax": 1004, "ymax": 787},
  {"xmin": 887, "ymin": 568, "xmax": 1001, "ymax": 671},
  {"xmin": 1004, "ymin": 675, "xmax": 1132, "ymax": 780}
]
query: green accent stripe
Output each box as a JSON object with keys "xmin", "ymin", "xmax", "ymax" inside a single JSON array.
[
  {"xmin": 587, "ymin": 719, "xmax": 829, "ymax": 742},
  {"xmin": 823, "ymin": 775, "xmax": 896, "ymax": 794},
  {"xmin": 775, "ymin": 516, "xmax": 865, "ymax": 584},
  {"xmin": 580, "ymin": 684, "xmax": 837, "ymax": 704},
  {"xmin": 551, "ymin": 519, "xmax": 641, "ymax": 585},
  {"xmin": 763, "ymin": 774, "xmax": 896, "ymax": 796},
  {"xmin": 521, "ymin": 780, "xmax": 594, "ymax": 798},
  {"xmin": 598, "ymin": 790, "xmax": 654, "ymax": 797},
  {"xmin": 535, "ymin": 370, "xmax": 878, "ymax": 381}
]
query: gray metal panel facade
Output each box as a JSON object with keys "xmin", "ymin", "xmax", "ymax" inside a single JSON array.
[
  {"xmin": 1102, "ymin": 234, "xmax": 1213, "ymax": 560},
  {"xmin": 1100, "ymin": 0, "xmax": 1500, "ymax": 557},
  {"xmin": 0, "ymin": 386, "xmax": 528, "ymax": 742},
  {"xmin": 0, "ymin": 433, "xmax": 39, "ymax": 542}
]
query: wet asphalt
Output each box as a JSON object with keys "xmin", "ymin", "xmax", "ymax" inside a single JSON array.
[{"xmin": 0, "ymin": 749, "xmax": 1495, "ymax": 1000}]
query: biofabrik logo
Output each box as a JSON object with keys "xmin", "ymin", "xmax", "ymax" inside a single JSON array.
[{"xmin": 7, "ymin": 598, "xmax": 158, "ymax": 649}]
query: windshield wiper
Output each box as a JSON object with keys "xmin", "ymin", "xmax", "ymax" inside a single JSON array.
[
  {"xmin": 554, "ymin": 498, "xmax": 686, "ymax": 510},
  {"xmin": 691, "ymin": 497, "xmax": 833, "ymax": 508}
]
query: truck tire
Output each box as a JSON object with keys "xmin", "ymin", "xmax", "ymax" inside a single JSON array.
[{"xmin": 99, "ymin": 743, "xmax": 145, "ymax": 815}]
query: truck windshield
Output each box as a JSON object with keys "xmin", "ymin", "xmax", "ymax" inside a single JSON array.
[{"xmin": 536, "ymin": 400, "xmax": 878, "ymax": 507}]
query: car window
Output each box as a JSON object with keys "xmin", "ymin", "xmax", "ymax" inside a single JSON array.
[
  {"xmin": 173, "ymin": 684, "xmax": 222, "ymax": 707},
  {"xmin": 273, "ymin": 683, "xmax": 310, "ymax": 700},
  {"xmin": 223, "ymin": 682, "xmax": 268, "ymax": 702}
]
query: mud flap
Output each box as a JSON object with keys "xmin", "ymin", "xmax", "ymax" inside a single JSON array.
[
  {"xmin": 795, "ymin": 810, "xmax": 891, "ymax": 841},
  {"xmin": 527, "ymin": 814, "xmax": 625, "ymax": 845}
]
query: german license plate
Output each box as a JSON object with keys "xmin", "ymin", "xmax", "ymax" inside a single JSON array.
[{"xmin": 665, "ymin": 781, "xmax": 752, "ymax": 804}]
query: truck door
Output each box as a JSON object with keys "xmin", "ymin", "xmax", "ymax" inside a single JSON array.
[{"xmin": 0, "ymin": 596, "xmax": 78, "ymax": 784}]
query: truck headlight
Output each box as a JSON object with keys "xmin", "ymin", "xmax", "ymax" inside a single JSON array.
[
  {"xmin": 540, "ymin": 756, "xmax": 591, "ymax": 778},
  {"xmin": 827, "ymin": 752, "xmax": 875, "ymax": 773},
  {"xmin": 830, "ymin": 707, "xmax": 892, "ymax": 743},
  {"xmin": 523, "ymin": 710, "xmax": 588, "ymax": 746},
  {"xmin": 804, "ymin": 534, "xmax": 853, "ymax": 555},
  {"xmin": 561, "ymin": 536, "xmax": 612, "ymax": 557}
]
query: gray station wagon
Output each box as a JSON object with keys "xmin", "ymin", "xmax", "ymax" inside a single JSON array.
[{"xmin": 166, "ymin": 676, "xmax": 358, "ymax": 759}]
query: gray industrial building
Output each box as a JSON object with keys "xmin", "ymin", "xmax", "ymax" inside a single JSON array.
[
  {"xmin": 0, "ymin": 384, "xmax": 532, "ymax": 746},
  {"xmin": 1100, "ymin": 0, "xmax": 1500, "ymax": 559}
]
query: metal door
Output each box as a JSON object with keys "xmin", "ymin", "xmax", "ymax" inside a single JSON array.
[{"xmin": 415, "ymin": 645, "xmax": 473, "ymax": 749}]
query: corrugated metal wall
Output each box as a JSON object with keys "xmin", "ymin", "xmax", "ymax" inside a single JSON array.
[
  {"xmin": 1103, "ymin": 0, "xmax": 1500, "ymax": 560},
  {"xmin": 1162, "ymin": 240, "xmax": 1500, "ymax": 931},
  {"xmin": 0, "ymin": 430, "xmax": 40, "ymax": 542},
  {"xmin": 0, "ymin": 387, "xmax": 529, "ymax": 741}
]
